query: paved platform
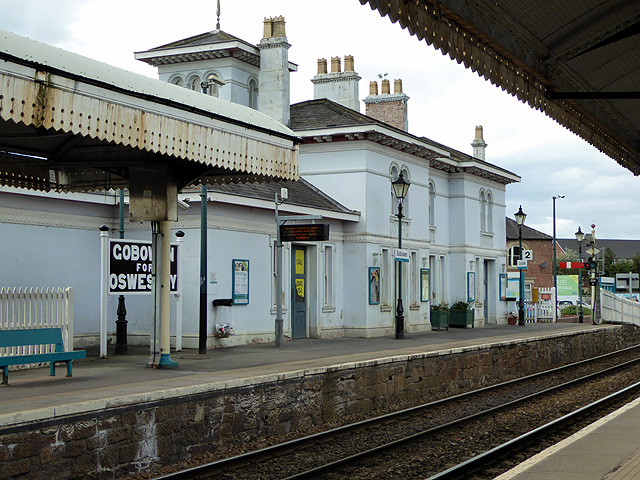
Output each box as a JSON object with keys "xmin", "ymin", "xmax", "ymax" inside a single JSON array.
[
  {"xmin": 3, "ymin": 322, "xmax": 639, "ymax": 480},
  {"xmin": 498, "ymin": 395, "xmax": 640, "ymax": 480},
  {"xmin": 0, "ymin": 322, "xmax": 605, "ymax": 426}
]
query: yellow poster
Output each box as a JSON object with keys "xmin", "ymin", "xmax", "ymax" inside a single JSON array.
[
  {"xmin": 295, "ymin": 279, "xmax": 305, "ymax": 297},
  {"xmin": 295, "ymin": 250, "xmax": 304, "ymax": 275}
]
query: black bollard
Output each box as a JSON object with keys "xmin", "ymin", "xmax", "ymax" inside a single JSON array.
[{"xmin": 115, "ymin": 295, "xmax": 128, "ymax": 353}]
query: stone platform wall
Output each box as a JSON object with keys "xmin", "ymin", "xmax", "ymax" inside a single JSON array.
[{"xmin": 2, "ymin": 325, "xmax": 639, "ymax": 479}]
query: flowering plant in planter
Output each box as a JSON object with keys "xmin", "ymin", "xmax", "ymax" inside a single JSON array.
[{"xmin": 215, "ymin": 323, "xmax": 234, "ymax": 338}]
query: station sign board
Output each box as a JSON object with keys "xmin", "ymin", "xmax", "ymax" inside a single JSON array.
[
  {"xmin": 279, "ymin": 224, "xmax": 329, "ymax": 242},
  {"xmin": 394, "ymin": 248, "xmax": 410, "ymax": 262},
  {"xmin": 108, "ymin": 239, "xmax": 178, "ymax": 295}
]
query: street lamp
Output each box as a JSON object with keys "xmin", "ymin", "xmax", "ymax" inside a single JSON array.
[
  {"xmin": 575, "ymin": 226, "xmax": 585, "ymax": 323},
  {"xmin": 515, "ymin": 206, "xmax": 527, "ymax": 326},
  {"xmin": 552, "ymin": 194, "xmax": 565, "ymax": 315},
  {"xmin": 392, "ymin": 172, "xmax": 410, "ymax": 339}
]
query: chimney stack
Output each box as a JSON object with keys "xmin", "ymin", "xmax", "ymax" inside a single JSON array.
[
  {"xmin": 258, "ymin": 16, "xmax": 291, "ymax": 126},
  {"xmin": 471, "ymin": 125, "xmax": 487, "ymax": 161},
  {"xmin": 312, "ymin": 55, "xmax": 361, "ymax": 112},
  {"xmin": 363, "ymin": 77, "xmax": 409, "ymax": 131}
]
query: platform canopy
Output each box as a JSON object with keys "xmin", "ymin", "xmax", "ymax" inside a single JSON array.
[
  {"xmin": 360, "ymin": 0, "xmax": 640, "ymax": 174},
  {"xmin": 0, "ymin": 30, "xmax": 299, "ymax": 195}
]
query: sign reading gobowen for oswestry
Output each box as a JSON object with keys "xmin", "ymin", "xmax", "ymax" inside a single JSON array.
[{"xmin": 108, "ymin": 240, "xmax": 178, "ymax": 295}]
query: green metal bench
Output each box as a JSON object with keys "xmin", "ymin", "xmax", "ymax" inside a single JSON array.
[{"xmin": 0, "ymin": 328, "xmax": 86, "ymax": 384}]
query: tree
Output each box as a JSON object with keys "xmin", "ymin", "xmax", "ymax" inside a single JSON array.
[
  {"xmin": 556, "ymin": 248, "xmax": 579, "ymax": 276},
  {"xmin": 604, "ymin": 247, "xmax": 617, "ymax": 277}
]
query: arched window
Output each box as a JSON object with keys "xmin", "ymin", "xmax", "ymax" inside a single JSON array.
[
  {"xmin": 249, "ymin": 78, "xmax": 259, "ymax": 109},
  {"xmin": 170, "ymin": 76, "xmax": 184, "ymax": 88},
  {"xmin": 428, "ymin": 181, "xmax": 435, "ymax": 227},
  {"xmin": 390, "ymin": 165, "xmax": 410, "ymax": 217},
  {"xmin": 189, "ymin": 75, "xmax": 202, "ymax": 92},
  {"xmin": 486, "ymin": 191, "xmax": 493, "ymax": 233},
  {"xmin": 480, "ymin": 190, "xmax": 486, "ymax": 232},
  {"xmin": 390, "ymin": 164, "xmax": 399, "ymax": 215}
]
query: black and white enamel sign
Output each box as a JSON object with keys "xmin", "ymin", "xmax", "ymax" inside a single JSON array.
[{"xmin": 108, "ymin": 239, "xmax": 178, "ymax": 295}]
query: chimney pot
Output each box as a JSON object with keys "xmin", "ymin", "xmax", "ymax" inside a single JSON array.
[
  {"xmin": 272, "ymin": 15, "xmax": 286, "ymax": 37},
  {"xmin": 394, "ymin": 79, "xmax": 403, "ymax": 94},
  {"xmin": 369, "ymin": 81, "xmax": 378, "ymax": 95},
  {"xmin": 317, "ymin": 58, "xmax": 327, "ymax": 75},
  {"xmin": 344, "ymin": 55, "xmax": 355, "ymax": 72},
  {"xmin": 263, "ymin": 17, "xmax": 273, "ymax": 39},
  {"xmin": 381, "ymin": 79, "xmax": 390, "ymax": 94},
  {"xmin": 330, "ymin": 56, "xmax": 341, "ymax": 73},
  {"xmin": 475, "ymin": 125, "xmax": 484, "ymax": 140}
]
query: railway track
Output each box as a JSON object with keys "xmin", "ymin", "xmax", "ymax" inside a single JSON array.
[{"xmin": 151, "ymin": 345, "xmax": 640, "ymax": 480}]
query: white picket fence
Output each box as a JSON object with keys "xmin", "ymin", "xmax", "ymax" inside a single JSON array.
[
  {"xmin": 523, "ymin": 287, "xmax": 557, "ymax": 323},
  {"xmin": 0, "ymin": 287, "xmax": 75, "ymax": 368},
  {"xmin": 600, "ymin": 289, "xmax": 640, "ymax": 326}
]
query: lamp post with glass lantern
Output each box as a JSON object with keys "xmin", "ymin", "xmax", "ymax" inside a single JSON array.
[
  {"xmin": 392, "ymin": 172, "xmax": 410, "ymax": 339},
  {"xmin": 515, "ymin": 206, "xmax": 527, "ymax": 326},
  {"xmin": 575, "ymin": 226, "xmax": 585, "ymax": 323}
]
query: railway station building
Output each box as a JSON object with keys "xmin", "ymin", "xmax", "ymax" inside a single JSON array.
[{"xmin": 0, "ymin": 17, "xmax": 519, "ymax": 348}]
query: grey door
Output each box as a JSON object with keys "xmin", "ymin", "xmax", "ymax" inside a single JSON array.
[{"xmin": 291, "ymin": 246, "xmax": 307, "ymax": 338}]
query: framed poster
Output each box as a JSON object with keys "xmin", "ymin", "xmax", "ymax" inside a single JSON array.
[
  {"xmin": 420, "ymin": 268, "xmax": 430, "ymax": 302},
  {"xmin": 467, "ymin": 272, "xmax": 476, "ymax": 302},
  {"xmin": 368, "ymin": 267, "xmax": 380, "ymax": 305},
  {"xmin": 232, "ymin": 259, "xmax": 249, "ymax": 305},
  {"xmin": 499, "ymin": 273, "xmax": 507, "ymax": 300}
]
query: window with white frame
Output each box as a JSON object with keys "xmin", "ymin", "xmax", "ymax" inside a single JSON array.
[
  {"xmin": 390, "ymin": 165, "xmax": 410, "ymax": 217},
  {"xmin": 508, "ymin": 245, "xmax": 522, "ymax": 267},
  {"xmin": 189, "ymin": 75, "xmax": 202, "ymax": 92},
  {"xmin": 249, "ymin": 78, "xmax": 259, "ymax": 109},
  {"xmin": 439, "ymin": 256, "xmax": 446, "ymax": 304},
  {"xmin": 480, "ymin": 190, "xmax": 486, "ymax": 232},
  {"xmin": 324, "ymin": 245, "xmax": 334, "ymax": 308},
  {"xmin": 381, "ymin": 248, "xmax": 390, "ymax": 307},
  {"xmin": 428, "ymin": 181, "xmax": 435, "ymax": 227},
  {"xmin": 487, "ymin": 191, "xmax": 493, "ymax": 233},
  {"xmin": 410, "ymin": 251, "xmax": 419, "ymax": 307}
]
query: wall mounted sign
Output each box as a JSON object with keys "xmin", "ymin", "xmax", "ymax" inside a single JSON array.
[
  {"xmin": 369, "ymin": 267, "xmax": 380, "ymax": 305},
  {"xmin": 280, "ymin": 224, "xmax": 329, "ymax": 242},
  {"xmin": 232, "ymin": 259, "xmax": 249, "ymax": 305},
  {"xmin": 420, "ymin": 268, "xmax": 430, "ymax": 302},
  {"xmin": 467, "ymin": 272, "xmax": 476, "ymax": 302},
  {"xmin": 108, "ymin": 239, "xmax": 178, "ymax": 295}
]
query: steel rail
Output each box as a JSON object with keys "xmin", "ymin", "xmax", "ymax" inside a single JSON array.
[
  {"xmin": 426, "ymin": 381, "xmax": 640, "ymax": 480},
  {"xmin": 152, "ymin": 345, "xmax": 640, "ymax": 480}
]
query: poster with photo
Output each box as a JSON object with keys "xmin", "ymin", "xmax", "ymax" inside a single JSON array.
[
  {"xmin": 420, "ymin": 268, "xmax": 430, "ymax": 302},
  {"xmin": 368, "ymin": 267, "xmax": 380, "ymax": 305},
  {"xmin": 232, "ymin": 259, "xmax": 249, "ymax": 305}
]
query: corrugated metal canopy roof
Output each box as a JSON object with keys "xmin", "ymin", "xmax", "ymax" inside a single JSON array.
[
  {"xmin": 360, "ymin": 0, "xmax": 640, "ymax": 174},
  {"xmin": 0, "ymin": 30, "xmax": 299, "ymax": 192}
]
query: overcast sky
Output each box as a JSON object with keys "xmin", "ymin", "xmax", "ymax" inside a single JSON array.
[{"xmin": 3, "ymin": 0, "xmax": 639, "ymax": 241}]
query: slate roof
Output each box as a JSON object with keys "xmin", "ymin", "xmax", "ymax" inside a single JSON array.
[
  {"xmin": 144, "ymin": 30, "xmax": 256, "ymax": 52},
  {"xmin": 556, "ymin": 238, "xmax": 640, "ymax": 260},
  {"xmin": 506, "ymin": 217, "xmax": 552, "ymax": 241},
  {"xmin": 186, "ymin": 177, "xmax": 359, "ymax": 216},
  {"xmin": 290, "ymin": 99, "xmax": 520, "ymax": 185}
]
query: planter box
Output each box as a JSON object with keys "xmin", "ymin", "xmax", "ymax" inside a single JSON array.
[
  {"xmin": 450, "ymin": 310, "xmax": 474, "ymax": 328},
  {"xmin": 430, "ymin": 310, "xmax": 449, "ymax": 331},
  {"xmin": 508, "ymin": 317, "xmax": 517, "ymax": 325}
]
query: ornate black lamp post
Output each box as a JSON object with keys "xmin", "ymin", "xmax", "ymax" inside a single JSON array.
[
  {"xmin": 515, "ymin": 206, "xmax": 527, "ymax": 326},
  {"xmin": 392, "ymin": 172, "xmax": 410, "ymax": 339},
  {"xmin": 575, "ymin": 226, "xmax": 585, "ymax": 323}
]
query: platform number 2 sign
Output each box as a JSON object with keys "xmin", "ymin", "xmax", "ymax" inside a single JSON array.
[{"xmin": 522, "ymin": 250, "xmax": 533, "ymax": 261}]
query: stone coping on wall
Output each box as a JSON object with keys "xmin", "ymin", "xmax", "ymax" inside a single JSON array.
[{"xmin": 0, "ymin": 326, "xmax": 615, "ymax": 429}]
